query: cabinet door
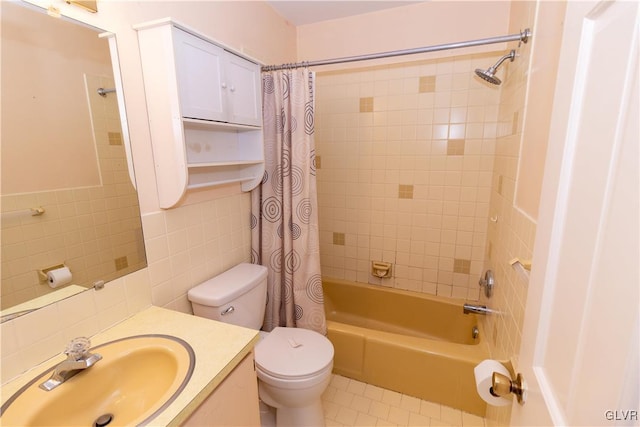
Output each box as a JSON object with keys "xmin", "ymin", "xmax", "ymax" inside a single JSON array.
[
  {"xmin": 225, "ymin": 52, "xmax": 262, "ymax": 127},
  {"xmin": 173, "ymin": 28, "xmax": 227, "ymax": 122},
  {"xmin": 182, "ymin": 353, "xmax": 260, "ymax": 426}
]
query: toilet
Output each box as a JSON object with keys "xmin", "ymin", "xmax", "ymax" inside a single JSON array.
[{"xmin": 187, "ymin": 263, "xmax": 334, "ymax": 427}]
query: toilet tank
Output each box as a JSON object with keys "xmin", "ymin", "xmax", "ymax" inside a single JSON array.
[{"xmin": 187, "ymin": 263, "xmax": 268, "ymax": 330}]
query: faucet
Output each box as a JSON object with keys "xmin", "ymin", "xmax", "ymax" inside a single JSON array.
[
  {"xmin": 463, "ymin": 303, "xmax": 494, "ymax": 315},
  {"xmin": 39, "ymin": 337, "xmax": 102, "ymax": 391}
]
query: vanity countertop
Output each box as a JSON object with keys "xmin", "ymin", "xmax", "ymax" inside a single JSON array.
[{"xmin": 0, "ymin": 306, "xmax": 260, "ymax": 426}]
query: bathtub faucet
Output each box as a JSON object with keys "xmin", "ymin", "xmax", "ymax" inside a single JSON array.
[{"xmin": 463, "ymin": 303, "xmax": 494, "ymax": 315}]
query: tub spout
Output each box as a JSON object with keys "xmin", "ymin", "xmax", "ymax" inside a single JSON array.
[{"xmin": 463, "ymin": 303, "xmax": 494, "ymax": 315}]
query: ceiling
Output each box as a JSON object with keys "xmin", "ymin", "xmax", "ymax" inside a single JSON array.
[{"xmin": 266, "ymin": 1, "xmax": 423, "ymax": 26}]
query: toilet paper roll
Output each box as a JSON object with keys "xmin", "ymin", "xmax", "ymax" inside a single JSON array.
[
  {"xmin": 474, "ymin": 359, "xmax": 512, "ymax": 406},
  {"xmin": 46, "ymin": 266, "xmax": 72, "ymax": 289}
]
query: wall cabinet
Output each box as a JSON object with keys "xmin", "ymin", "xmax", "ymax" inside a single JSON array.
[{"xmin": 134, "ymin": 19, "xmax": 264, "ymax": 208}]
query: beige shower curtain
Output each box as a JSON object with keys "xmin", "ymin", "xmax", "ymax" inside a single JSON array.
[{"xmin": 251, "ymin": 68, "xmax": 326, "ymax": 335}]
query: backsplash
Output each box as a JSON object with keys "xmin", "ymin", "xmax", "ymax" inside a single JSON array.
[
  {"xmin": 315, "ymin": 53, "xmax": 504, "ymax": 300},
  {"xmin": 0, "ymin": 268, "xmax": 151, "ymax": 383}
]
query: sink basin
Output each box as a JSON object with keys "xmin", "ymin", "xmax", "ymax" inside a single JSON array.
[{"xmin": 0, "ymin": 334, "xmax": 195, "ymax": 426}]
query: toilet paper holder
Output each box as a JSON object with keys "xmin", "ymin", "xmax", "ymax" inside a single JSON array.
[
  {"xmin": 491, "ymin": 371, "xmax": 527, "ymax": 404},
  {"xmin": 38, "ymin": 263, "xmax": 67, "ymax": 282}
]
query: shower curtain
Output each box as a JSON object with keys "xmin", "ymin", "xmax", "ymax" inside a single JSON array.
[{"xmin": 251, "ymin": 68, "xmax": 326, "ymax": 335}]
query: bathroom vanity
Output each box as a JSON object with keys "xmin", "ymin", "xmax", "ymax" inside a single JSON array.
[{"xmin": 0, "ymin": 306, "xmax": 261, "ymax": 426}]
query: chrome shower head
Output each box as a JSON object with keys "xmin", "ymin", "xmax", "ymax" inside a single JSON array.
[
  {"xmin": 475, "ymin": 68, "xmax": 503, "ymax": 85},
  {"xmin": 475, "ymin": 49, "xmax": 516, "ymax": 86}
]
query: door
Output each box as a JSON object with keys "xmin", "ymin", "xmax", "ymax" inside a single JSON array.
[
  {"xmin": 173, "ymin": 28, "xmax": 227, "ymax": 122},
  {"xmin": 512, "ymin": 1, "xmax": 639, "ymax": 426},
  {"xmin": 225, "ymin": 52, "xmax": 262, "ymax": 127}
]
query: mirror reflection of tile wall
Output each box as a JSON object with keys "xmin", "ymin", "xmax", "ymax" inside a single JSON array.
[
  {"xmin": 0, "ymin": 1, "xmax": 147, "ymax": 312},
  {"xmin": 1, "ymin": 74, "xmax": 145, "ymax": 309}
]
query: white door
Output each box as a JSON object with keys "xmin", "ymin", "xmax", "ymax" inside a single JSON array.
[
  {"xmin": 225, "ymin": 52, "xmax": 262, "ymax": 127},
  {"xmin": 512, "ymin": 1, "xmax": 639, "ymax": 426},
  {"xmin": 173, "ymin": 28, "xmax": 227, "ymax": 122}
]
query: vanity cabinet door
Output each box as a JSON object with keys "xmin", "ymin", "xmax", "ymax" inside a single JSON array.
[
  {"xmin": 173, "ymin": 28, "xmax": 227, "ymax": 122},
  {"xmin": 182, "ymin": 352, "xmax": 260, "ymax": 426},
  {"xmin": 225, "ymin": 52, "xmax": 261, "ymax": 127}
]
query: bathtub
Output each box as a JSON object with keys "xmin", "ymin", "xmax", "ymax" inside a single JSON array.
[{"xmin": 323, "ymin": 278, "xmax": 490, "ymax": 416}]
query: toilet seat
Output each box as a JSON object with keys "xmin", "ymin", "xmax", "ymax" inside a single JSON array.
[{"xmin": 255, "ymin": 327, "xmax": 334, "ymax": 381}]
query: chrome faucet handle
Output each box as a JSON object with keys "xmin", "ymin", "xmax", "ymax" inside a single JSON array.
[
  {"xmin": 64, "ymin": 337, "xmax": 92, "ymax": 360},
  {"xmin": 38, "ymin": 337, "xmax": 101, "ymax": 391},
  {"xmin": 478, "ymin": 269, "xmax": 495, "ymax": 298}
]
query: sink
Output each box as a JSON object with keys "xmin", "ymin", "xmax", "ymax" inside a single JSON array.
[{"xmin": 0, "ymin": 334, "xmax": 195, "ymax": 426}]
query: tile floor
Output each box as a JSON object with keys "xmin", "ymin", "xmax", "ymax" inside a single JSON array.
[{"xmin": 321, "ymin": 374, "xmax": 487, "ymax": 427}]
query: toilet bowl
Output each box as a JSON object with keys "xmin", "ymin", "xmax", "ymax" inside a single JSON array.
[
  {"xmin": 255, "ymin": 327, "xmax": 333, "ymax": 426},
  {"xmin": 187, "ymin": 263, "xmax": 334, "ymax": 426}
]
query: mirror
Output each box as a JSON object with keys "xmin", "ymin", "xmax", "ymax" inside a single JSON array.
[{"xmin": 0, "ymin": 1, "xmax": 147, "ymax": 320}]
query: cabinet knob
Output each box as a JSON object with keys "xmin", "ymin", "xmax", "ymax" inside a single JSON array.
[
  {"xmin": 221, "ymin": 82, "xmax": 227, "ymax": 89},
  {"xmin": 230, "ymin": 86, "xmax": 236, "ymax": 92}
]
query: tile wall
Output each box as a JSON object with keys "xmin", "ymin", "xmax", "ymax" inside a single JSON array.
[
  {"xmin": 482, "ymin": 36, "xmax": 534, "ymax": 366},
  {"xmin": 141, "ymin": 193, "xmax": 252, "ymax": 313},
  {"xmin": 315, "ymin": 53, "xmax": 505, "ymax": 300},
  {"xmin": 482, "ymin": 3, "xmax": 541, "ymax": 426}
]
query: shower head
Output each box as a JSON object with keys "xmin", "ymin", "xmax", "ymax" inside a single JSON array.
[
  {"xmin": 475, "ymin": 68, "xmax": 503, "ymax": 85},
  {"xmin": 475, "ymin": 49, "xmax": 516, "ymax": 85}
]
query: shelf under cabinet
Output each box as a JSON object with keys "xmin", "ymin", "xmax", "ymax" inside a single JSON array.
[
  {"xmin": 182, "ymin": 117, "xmax": 260, "ymax": 131},
  {"xmin": 183, "ymin": 120, "xmax": 263, "ymax": 164},
  {"xmin": 187, "ymin": 177, "xmax": 254, "ymax": 190},
  {"xmin": 186, "ymin": 162, "xmax": 264, "ymax": 192},
  {"xmin": 187, "ymin": 160, "xmax": 263, "ymax": 168}
]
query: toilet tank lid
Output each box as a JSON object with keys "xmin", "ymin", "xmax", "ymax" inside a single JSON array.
[{"xmin": 188, "ymin": 263, "xmax": 268, "ymax": 306}]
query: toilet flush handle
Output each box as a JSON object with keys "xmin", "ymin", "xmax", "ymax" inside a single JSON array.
[{"xmin": 221, "ymin": 306, "xmax": 235, "ymax": 316}]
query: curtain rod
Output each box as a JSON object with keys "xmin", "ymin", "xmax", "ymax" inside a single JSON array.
[{"xmin": 262, "ymin": 28, "xmax": 531, "ymax": 72}]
